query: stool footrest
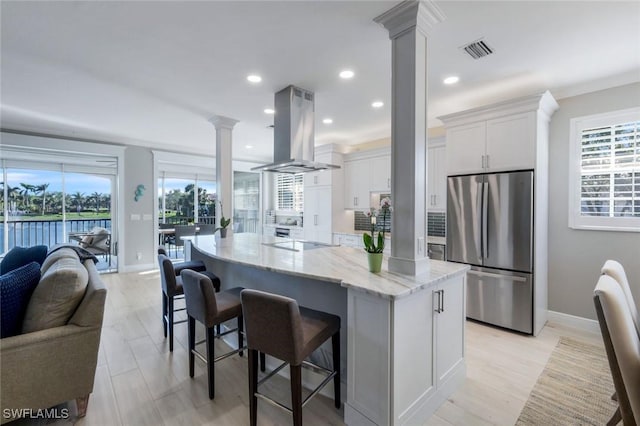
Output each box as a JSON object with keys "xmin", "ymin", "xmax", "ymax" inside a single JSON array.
[
  {"xmin": 254, "ymin": 360, "xmax": 337, "ymax": 412},
  {"xmin": 191, "ymin": 345, "xmax": 247, "ymax": 365},
  {"xmin": 257, "ymin": 361, "xmax": 288, "ymax": 387}
]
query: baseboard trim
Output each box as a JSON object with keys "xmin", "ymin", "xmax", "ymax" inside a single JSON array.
[
  {"xmin": 121, "ymin": 263, "xmax": 156, "ymax": 273},
  {"xmin": 547, "ymin": 310, "xmax": 600, "ymax": 334}
]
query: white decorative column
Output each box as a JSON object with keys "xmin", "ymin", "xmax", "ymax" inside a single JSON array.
[
  {"xmin": 209, "ymin": 115, "xmax": 238, "ymax": 235},
  {"xmin": 375, "ymin": 0, "xmax": 444, "ymax": 275}
]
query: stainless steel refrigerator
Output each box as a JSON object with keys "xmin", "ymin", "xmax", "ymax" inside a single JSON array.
[{"xmin": 446, "ymin": 170, "xmax": 534, "ymax": 334}]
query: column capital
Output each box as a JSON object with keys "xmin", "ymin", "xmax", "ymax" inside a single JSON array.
[
  {"xmin": 374, "ymin": 0, "xmax": 445, "ymax": 39},
  {"xmin": 208, "ymin": 115, "xmax": 239, "ymax": 130}
]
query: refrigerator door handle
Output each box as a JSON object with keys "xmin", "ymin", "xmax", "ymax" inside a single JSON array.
[
  {"xmin": 468, "ymin": 269, "xmax": 528, "ymax": 282},
  {"xmin": 482, "ymin": 181, "xmax": 489, "ymax": 260},
  {"xmin": 476, "ymin": 180, "xmax": 484, "ymax": 259}
]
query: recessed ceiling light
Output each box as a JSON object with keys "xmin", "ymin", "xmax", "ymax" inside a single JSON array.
[
  {"xmin": 245, "ymin": 145, "xmax": 253, "ymax": 149},
  {"xmin": 264, "ymin": 108, "xmax": 275, "ymax": 114},
  {"xmin": 247, "ymin": 75, "xmax": 262, "ymax": 83},
  {"xmin": 371, "ymin": 101, "xmax": 384, "ymax": 108},
  {"xmin": 339, "ymin": 70, "xmax": 354, "ymax": 79},
  {"xmin": 323, "ymin": 118, "xmax": 333, "ymax": 124},
  {"xmin": 443, "ymin": 76, "xmax": 459, "ymax": 85}
]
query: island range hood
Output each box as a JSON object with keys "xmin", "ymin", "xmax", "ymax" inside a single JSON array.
[{"xmin": 251, "ymin": 85, "xmax": 339, "ymax": 173}]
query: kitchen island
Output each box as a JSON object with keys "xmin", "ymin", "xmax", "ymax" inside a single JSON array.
[{"xmin": 186, "ymin": 234, "xmax": 469, "ymax": 426}]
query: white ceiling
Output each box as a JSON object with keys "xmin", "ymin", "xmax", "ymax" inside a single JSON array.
[{"xmin": 1, "ymin": 1, "xmax": 638, "ymax": 163}]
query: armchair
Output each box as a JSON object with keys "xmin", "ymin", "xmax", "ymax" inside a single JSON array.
[{"xmin": 69, "ymin": 227, "xmax": 111, "ymax": 265}]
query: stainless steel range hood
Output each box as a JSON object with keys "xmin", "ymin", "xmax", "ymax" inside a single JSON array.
[{"xmin": 251, "ymin": 85, "xmax": 339, "ymax": 173}]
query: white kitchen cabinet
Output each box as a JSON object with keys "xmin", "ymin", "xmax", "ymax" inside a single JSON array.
[
  {"xmin": 370, "ymin": 155, "xmax": 391, "ymax": 191},
  {"xmin": 304, "ymin": 152, "xmax": 332, "ymax": 187},
  {"xmin": 304, "ymin": 186, "xmax": 332, "ymax": 244},
  {"xmin": 263, "ymin": 224, "xmax": 275, "ymax": 236},
  {"xmin": 434, "ymin": 275, "xmax": 465, "ymax": 386},
  {"xmin": 444, "ymin": 111, "xmax": 537, "ymax": 175},
  {"xmin": 346, "ymin": 272, "xmax": 466, "ymax": 425},
  {"xmin": 445, "ymin": 122, "xmax": 486, "ymax": 176},
  {"xmin": 485, "ymin": 112, "xmax": 536, "ymax": 172},
  {"xmin": 344, "ymin": 159, "xmax": 370, "ymax": 210},
  {"xmin": 334, "ymin": 233, "xmax": 361, "ymax": 248},
  {"xmin": 428, "ymin": 143, "xmax": 447, "ymax": 212},
  {"xmin": 290, "ymin": 227, "xmax": 304, "ymax": 240}
]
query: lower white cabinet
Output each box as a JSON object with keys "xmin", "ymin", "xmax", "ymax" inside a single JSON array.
[
  {"xmin": 434, "ymin": 276, "xmax": 465, "ymax": 386},
  {"xmin": 304, "ymin": 186, "xmax": 332, "ymax": 244},
  {"xmin": 290, "ymin": 227, "xmax": 304, "ymax": 240},
  {"xmin": 334, "ymin": 233, "xmax": 361, "ymax": 248},
  {"xmin": 345, "ymin": 273, "xmax": 466, "ymax": 425}
]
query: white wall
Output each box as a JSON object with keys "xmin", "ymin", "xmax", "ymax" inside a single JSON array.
[
  {"xmin": 548, "ymin": 82, "xmax": 640, "ymax": 320},
  {"xmin": 123, "ymin": 146, "xmax": 155, "ymax": 270}
]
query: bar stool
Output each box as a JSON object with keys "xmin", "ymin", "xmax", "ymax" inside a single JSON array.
[
  {"xmin": 180, "ymin": 269, "xmax": 245, "ymax": 400},
  {"xmin": 241, "ymin": 289, "xmax": 341, "ymax": 426},
  {"xmin": 158, "ymin": 246, "xmax": 209, "ymax": 276},
  {"xmin": 158, "ymin": 253, "xmax": 221, "ymax": 351}
]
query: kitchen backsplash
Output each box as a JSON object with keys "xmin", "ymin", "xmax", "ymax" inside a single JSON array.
[
  {"xmin": 354, "ymin": 211, "xmax": 392, "ymax": 232},
  {"xmin": 428, "ymin": 212, "xmax": 446, "ymax": 237},
  {"xmin": 354, "ymin": 211, "xmax": 446, "ymax": 237}
]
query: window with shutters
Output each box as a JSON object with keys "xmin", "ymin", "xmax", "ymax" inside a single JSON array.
[
  {"xmin": 569, "ymin": 107, "xmax": 640, "ymax": 231},
  {"xmin": 276, "ymin": 173, "xmax": 304, "ymax": 212}
]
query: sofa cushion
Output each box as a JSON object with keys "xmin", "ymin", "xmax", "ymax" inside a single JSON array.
[
  {"xmin": 41, "ymin": 247, "xmax": 79, "ymax": 275},
  {"xmin": 0, "ymin": 245, "xmax": 48, "ymax": 275},
  {"xmin": 22, "ymin": 256, "xmax": 89, "ymax": 333},
  {"xmin": 0, "ymin": 262, "xmax": 41, "ymax": 338}
]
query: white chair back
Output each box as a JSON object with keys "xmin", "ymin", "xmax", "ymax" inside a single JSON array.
[
  {"xmin": 602, "ymin": 260, "xmax": 639, "ymax": 336},
  {"xmin": 594, "ymin": 274, "xmax": 640, "ymax": 424}
]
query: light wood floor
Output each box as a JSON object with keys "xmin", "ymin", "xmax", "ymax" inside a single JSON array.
[{"xmin": 14, "ymin": 269, "xmax": 603, "ymax": 426}]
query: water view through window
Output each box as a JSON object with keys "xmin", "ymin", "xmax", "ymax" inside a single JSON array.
[{"xmin": 1, "ymin": 167, "xmax": 114, "ymax": 270}]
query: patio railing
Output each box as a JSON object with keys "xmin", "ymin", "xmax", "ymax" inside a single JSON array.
[{"xmin": 2, "ymin": 218, "xmax": 112, "ymax": 250}]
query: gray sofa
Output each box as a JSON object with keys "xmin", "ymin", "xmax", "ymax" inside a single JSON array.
[{"xmin": 0, "ymin": 258, "xmax": 107, "ymax": 424}]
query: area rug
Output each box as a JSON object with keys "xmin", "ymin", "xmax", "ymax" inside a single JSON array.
[{"xmin": 515, "ymin": 337, "xmax": 618, "ymax": 425}]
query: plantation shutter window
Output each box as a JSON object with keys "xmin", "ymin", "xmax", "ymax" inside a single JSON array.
[
  {"xmin": 570, "ymin": 107, "xmax": 640, "ymax": 231},
  {"xmin": 276, "ymin": 173, "xmax": 304, "ymax": 211},
  {"xmin": 580, "ymin": 120, "xmax": 639, "ymax": 218}
]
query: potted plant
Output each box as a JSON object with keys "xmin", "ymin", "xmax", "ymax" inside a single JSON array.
[
  {"xmin": 363, "ymin": 197, "xmax": 391, "ymax": 273},
  {"xmin": 216, "ymin": 200, "xmax": 231, "ymax": 238}
]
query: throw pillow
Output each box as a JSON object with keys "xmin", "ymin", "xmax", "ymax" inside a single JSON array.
[
  {"xmin": 22, "ymin": 255, "xmax": 88, "ymax": 333},
  {"xmin": 0, "ymin": 245, "xmax": 48, "ymax": 275},
  {"xmin": 0, "ymin": 262, "xmax": 41, "ymax": 338}
]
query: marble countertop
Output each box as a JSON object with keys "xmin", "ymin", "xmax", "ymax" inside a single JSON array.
[{"xmin": 187, "ymin": 234, "xmax": 468, "ymax": 300}]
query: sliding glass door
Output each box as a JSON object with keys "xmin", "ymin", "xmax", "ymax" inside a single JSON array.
[{"xmin": 1, "ymin": 161, "xmax": 117, "ymax": 272}]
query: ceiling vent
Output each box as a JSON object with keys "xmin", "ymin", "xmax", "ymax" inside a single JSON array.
[{"xmin": 461, "ymin": 39, "xmax": 494, "ymax": 59}]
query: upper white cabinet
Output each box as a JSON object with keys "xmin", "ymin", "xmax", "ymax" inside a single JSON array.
[
  {"xmin": 441, "ymin": 93, "xmax": 554, "ymax": 176},
  {"xmin": 370, "ymin": 156, "xmax": 391, "ymax": 191},
  {"xmin": 344, "ymin": 158, "xmax": 372, "ymax": 210},
  {"xmin": 444, "ymin": 122, "xmax": 486, "ymax": 176},
  {"xmin": 344, "ymin": 148, "xmax": 392, "ymax": 210},
  {"xmin": 304, "ymin": 152, "xmax": 332, "ymax": 187},
  {"xmin": 428, "ymin": 140, "xmax": 447, "ymax": 212},
  {"xmin": 485, "ymin": 113, "xmax": 536, "ymax": 172}
]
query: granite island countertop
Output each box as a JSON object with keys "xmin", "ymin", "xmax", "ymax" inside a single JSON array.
[{"xmin": 187, "ymin": 233, "xmax": 468, "ymax": 300}]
